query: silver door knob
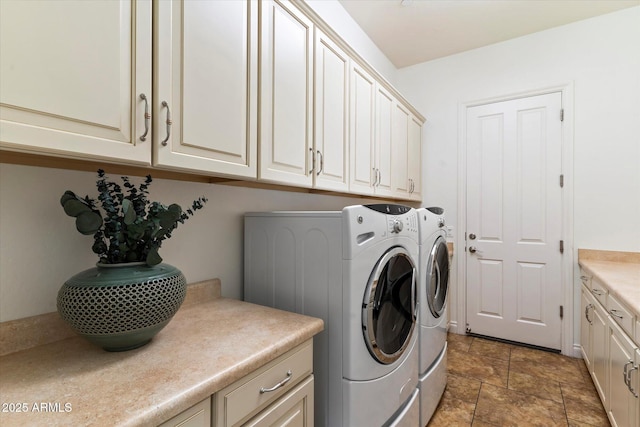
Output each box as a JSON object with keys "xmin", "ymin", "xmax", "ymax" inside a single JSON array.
[{"xmin": 469, "ymin": 246, "xmax": 477, "ymax": 253}]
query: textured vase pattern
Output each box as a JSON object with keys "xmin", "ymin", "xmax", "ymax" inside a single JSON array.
[{"xmin": 57, "ymin": 262, "xmax": 186, "ymax": 351}]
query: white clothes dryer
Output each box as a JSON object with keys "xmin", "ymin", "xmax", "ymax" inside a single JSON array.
[
  {"xmin": 244, "ymin": 204, "xmax": 420, "ymax": 427},
  {"xmin": 416, "ymin": 207, "xmax": 450, "ymax": 427}
]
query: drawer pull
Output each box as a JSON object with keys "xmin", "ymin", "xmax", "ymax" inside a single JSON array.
[
  {"xmin": 260, "ymin": 370, "xmax": 292, "ymax": 394},
  {"xmin": 592, "ymin": 289, "xmax": 604, "ymax": 296},
  {"xmin": 609, "ymin": 309, "xmax": 624, "ymax": 319}
]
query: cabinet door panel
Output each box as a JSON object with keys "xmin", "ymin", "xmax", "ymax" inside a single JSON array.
[
  {"xmin": 349, "ymin": 63, "xmax": 375, "ymax": 196},
  {"xmin": 408, "ymin": 115, "xmax": 422, "ymax": 200},
  {"xmin": 0, "ymin": 0, "xmax": 151, "ymax": 164},
  {"xmin": 580, "ymin": 285, "xmax": 594, "ymax": 370},
  {"xmin": 155, "ymin": 0, "xmax": 257, "ymax": 178},
  {"xmin": 592, "ymin": 302, "xmax": 608, "ymax": 404},
  {"xmin": 375, "ymin": 85, "xmax": 394, "ymax": 197},
  {"xmin": 314, "ymin": 30, "xmax": 349, "ymax": 192},
  {"xmin": 608, "ymin": 321, "xmax": 637, "ymax": 427},
  {"xmin": 392, "ymin": 102, "xmax": 410, "ymax": 197},
  {"xmin": 259, "ymin": 0, "xmax": 313, "ymax": 187}
]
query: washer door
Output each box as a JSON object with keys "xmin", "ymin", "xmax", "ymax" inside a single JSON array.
[
  {"xmin": 427, "ymin": 236, "xmax": 450, "ymax": 318},
  {"xmin": 363, "ymin": 246, "xmax": 417, "ymax": 364}
]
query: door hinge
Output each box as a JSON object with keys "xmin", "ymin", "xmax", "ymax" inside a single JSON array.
[
  {"xmin": 560, "ymin": 305, "xmax": 564, "ymax": 319},
  {"xmin": 560, "ymin": 109, "xmax": 564, "ymax": 122},
  {"xmin": 560, "ymin": 174, "xmax": 564, "ymax": 188},
  {"xmin": 559, "ymin": 240, "xmax": 564, "ymax": 254}
]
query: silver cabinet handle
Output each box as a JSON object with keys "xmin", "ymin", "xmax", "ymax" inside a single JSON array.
[
  {"xmin": 592, "ymin": 289, "xmax": 604, "ymax": 296},
  {"xmin": 584, "ymin": 304, "xmax": 593, "ymax": 325},
  {"xmin": 139, "ymin": 93, "xmax": 150, "ymax": 141},
  {"xmin": 372, "ymin": 168, "xmax": 378, "ymax": 187},
  {"xmin": 580, "ymin": 275, "xmax": 591, "ymax": 281},
  {"xmin": 160, "ymin": 101, "xmax": 172, "ymax": 146},
  {"xmin": 309, "ymin": 148, "xmax": 315, "ymax": 175},
  {"xmin": 316, "ymin": 150, "xmax": 323, "ymax": 176},
  {"xmin": 609, "ymin": 309, "xmax": 623, "ymax": 319},
  {"xmin": 260, "ymin": 370, "xmax": 292, "ymax": 394},
  {"xmin": 628, "ymin": 365, "xmax": 639, "ymax": 398},
  {"xmin": 376, "ymin": 169, "xmax": 381, "ymax": 187}
]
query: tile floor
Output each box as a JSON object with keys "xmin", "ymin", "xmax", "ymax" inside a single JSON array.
[{"xmin": 427, "ymin": 333, "xmax": 610, "ymax": 427}]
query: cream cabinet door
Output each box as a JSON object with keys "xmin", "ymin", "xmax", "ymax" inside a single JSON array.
[
  {"xmin": 374, "ymin": 85, "xmax": 394, "ymax": 197},
  {"xmin": 154, "ymin": 0, "xmax": 258, "ymax": 178},
  {"xmin": 259, "ymin": 0, "xmax": 313, "ymax": 187},
  {"xmin": 349, "ymin": 63, "xmax": 376, "ymax": 196},
  {"xmin": 580, "ymin": 285, "xmax": 595, "ymax": 370},
  {"xmin": 608, "ymin": 321, "xmax": 638, "ymax": 427},
  {"xmin": 391, "ymin": 102, "xmax": 411, "ymax": 198},
  {"xmin": 313, "ymin": 29, "xmax": 349, "ymax": 192},
  {"xmin": 0, "ymin": 0, "xmax": 151, "ymax": 164},
  {"xmin": 408, "ymin": 115, "xmax": 422, "ymax": 201},
  {"xmin": 159, "ymin": 397, "xmax": 211, "ymax": 427},
  {"xmin": 592, "ymin": 300, "xmax": 609, "ymax": 404}
]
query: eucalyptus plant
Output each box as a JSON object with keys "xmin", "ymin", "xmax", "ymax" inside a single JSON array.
[{"xmin": 61, "ymin": 169, "xmax": 207, "ymax": 266}]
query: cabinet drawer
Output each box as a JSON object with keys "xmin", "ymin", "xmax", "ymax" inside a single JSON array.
[
  {"xmin": 636, "ymin": 318, "xmax": 640, "ymax": 345},
  {"xmin": 608, "ymin": 292, "xmax": 635, "ymax": 338},
  {"xmin": 590, "ymin": 278, "xmax": 608, "ymax": 307},
  {"xmin": 214, "ymin": 340, "xmax": 313, "ymax": 427},
  {"xmin": 159, "ymin": 397, "xmax": 211, "ymax": 427},
  {"xmin": 579, "ymin": 269, "xmax": 592, "ymax": 290}
]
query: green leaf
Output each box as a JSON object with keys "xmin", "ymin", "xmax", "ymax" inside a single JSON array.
[
  {"xmin": 122, "ymin": 199, "xmax": 136, "ymax": 225},
  {"xmin": 146, "ymin": 247, "xmax": 162, "ymax": 266},
  {"xmin": 75, "ymin": 211, "xmax": 103, "ymax": 235},
  {"xmin": 60, "ymin": 191, "xmax": 77, "ymax": 207},
  {"xmin": 63, "ymin": 199, "xmax": 92, "ymax": 217}
]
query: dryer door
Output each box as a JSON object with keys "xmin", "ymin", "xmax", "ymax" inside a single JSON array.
[
  {"xmin": 427, "ymin": 236, "xmax": 450, "ymax": 318},
  {"xmin": 363, "ymin": 246, "xmax": 417, "ymax": 364}
]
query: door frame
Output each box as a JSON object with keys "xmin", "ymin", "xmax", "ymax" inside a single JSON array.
[{"xmin": 454, "ymin": 83, "xmax": 576, "ymax": 356}]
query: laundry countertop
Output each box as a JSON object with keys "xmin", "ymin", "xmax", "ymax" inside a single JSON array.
[
  {"xmin": 578, "ymin": 249, "xmax": 640, "ymax": 318},
  {"xmin": 0, "ymin": 280, "xmax": 323, "ymax": 426}
]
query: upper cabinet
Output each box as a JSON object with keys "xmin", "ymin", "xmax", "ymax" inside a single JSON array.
[
  {"xmin": 349, "ymin": 63, "xmax": 376, "ymax": 196},
  {"xmin": 392, "ymin": 103, "xmax": 422, "ymax": 200},
  {"xmin": 314, "ymin": 29, "xmax": 350, "ymax": 193},
  {"xmin": 259, "ymin": 0, "xmax": 314, "ymax": 187},
  {"xmin": 0, "ymin": 0, "xmax": 152, "ymax": 164},
  {"xmin": 1, "ymin": 0, "xmax": 424, "ymax": 201},
  {"xmin": 154, "ymin": 0, "xmax": 258, "ymax": 179}
]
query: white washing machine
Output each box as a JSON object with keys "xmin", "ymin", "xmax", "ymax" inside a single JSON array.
[
  {"xmin": 416, "ymin": 207, "xmax": 450, "ymax": 427},
  {"xmin": 244, "ymin": 204, "xmax": 420, "ymax": 427}
]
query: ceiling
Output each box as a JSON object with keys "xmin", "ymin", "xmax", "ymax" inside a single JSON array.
[{"xmin": 338, "ymin": 0, "xmax": 640, "ymax": 68}]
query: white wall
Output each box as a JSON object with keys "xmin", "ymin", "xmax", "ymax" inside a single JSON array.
[
  {"xmin": 396, "ymin": 6, "xmax": 640, "ymax": 348},
  {"xmin": 0, "ymin": 164, "xmax": 381, "ymax": 322},
  {"xmin": 306, "ymin": 0, "xmax": 398, "ymax": 84}
]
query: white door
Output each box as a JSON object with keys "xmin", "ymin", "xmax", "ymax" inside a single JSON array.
[
  {"xmin": 0, "ymin": 0, "xmax": 151, "ymax": 164},
  {"xmin": 466, "ymin": 92, "xmax": 563, "ymax": 350},
  {"xmin": 314, "ymin": 29, "xmax": 349, "ymax": 192},
  {"xmin": 154, "ymin": 0, "xmax": 258, "ymax": 178},
  {"xmin": 259, "ymin": 0, "xmax": 313, "ymax": 187}
]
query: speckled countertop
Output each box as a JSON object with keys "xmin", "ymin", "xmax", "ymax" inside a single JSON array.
[
  {"xmin": 0, "ymin": 280, "xmax": 324, "ymax": 426},
  {"xmin": 578, "ymin": 249, "xmax": 640, "ymax": 317}
]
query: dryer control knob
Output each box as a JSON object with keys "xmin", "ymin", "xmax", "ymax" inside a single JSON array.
[{"xmin": 392, "ymin": 219, "xmax": 403, "ymax": 233}]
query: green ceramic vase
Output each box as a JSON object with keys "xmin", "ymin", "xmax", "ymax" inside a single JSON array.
[{"xmin": 57, "ymin": 262, "xmax": 187, "ymax": 352}]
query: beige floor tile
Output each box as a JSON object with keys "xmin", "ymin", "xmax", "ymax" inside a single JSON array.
[
  {"xmin": 474, "ymin": 383, "xmax": 568, "ymax": 426},
  {"xmin": 510, "ymin": 346, "xmax": 585, "ymax": 387},
  {"xmin": 427, "ymin": 394, "xmax": 476, "ymax": 427},
  {"xmin": 448, "ymin": 333, "xmax": 474, "ymax": 352},
  {"xmin": 468, "ymin": 337, "xmax": 513, "ymax": 361},
  {"xmin": 431, "ymin": 334, "xmax": 609, "ymax": 427},
  {"xmin": 443, "ymin": 373, "xmax": 482, "ymax": 403},
  {"xmin": 508, "ymin": 370, "xmax": 563, "ymax": 403},
  {"xmin": 448, "ymin": 348, "xmax": 509, "ymax": 388}
]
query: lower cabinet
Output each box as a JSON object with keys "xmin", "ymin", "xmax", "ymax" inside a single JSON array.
[
  {"xmin": 608, "ymin": 321, "xmax": 638, "ymax": 427},
  {"xmin": 161, "ymin": 340, "xmax": 314, "ymax": 427},
  {"xmin": 580, "ymin": 270, "xmax": 639, "ymax": 427},
  {"xmin": 160, "ymin": 398, "xmax": 211, "ymax": 427}
]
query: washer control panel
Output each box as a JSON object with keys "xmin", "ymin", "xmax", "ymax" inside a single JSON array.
[{"xmin": 388, "ymin": 212, "xmax": 418, "ymax": 234}]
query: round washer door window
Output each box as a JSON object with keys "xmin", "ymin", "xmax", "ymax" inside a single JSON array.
[
  {"xmin": 363, "ymin": 246, "xmax": 417, "ymax": 364},
  {"xmin": 427, "ymin": 236, "xmax": 450, "ymax": 318}
]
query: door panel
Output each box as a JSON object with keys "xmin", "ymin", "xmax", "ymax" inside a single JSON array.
[
  {"xmin": 154, "ymin": 0, "xmax": 258, "ymax": 177},
  {"xmin": 466, "ymin": 92, "xmax": 563, "ymax": 350},
  {"xmin": 349, "ymin": 63, "xmax": 375, "ymax": 195}
]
